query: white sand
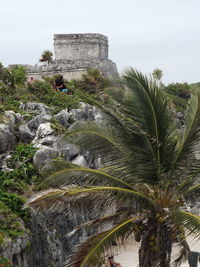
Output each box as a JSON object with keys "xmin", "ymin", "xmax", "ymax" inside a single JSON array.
[{"xmin": 111, "ymin": 238, "xmax": 200, "ymax": 267}]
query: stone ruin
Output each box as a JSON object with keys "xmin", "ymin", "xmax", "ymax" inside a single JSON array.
[{"xmin": 24, "ymin": 33, "xmax": 119, "ymax": 82}]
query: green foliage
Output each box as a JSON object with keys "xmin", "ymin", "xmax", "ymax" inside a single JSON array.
[
  {"xmin": 50, "ymin": 118, "xmax": 67, "ymax": 134},
  {"xmin": 35, "ymin": 69, "xmax": 200, "ymax": 267},
  {"xmin": 164, "ymin": 83, "xmax": 191, "ymax": 112},
  {"xmin": 7, "ymin": 143, "xmax": 37, "ymax": 169},
  {"xmin": 0, "ymin": 63, "xmax": 15, "ymax": 89},
  {"xmin": 39, "ymin": 89, "xmax": 80, "ymax": 111},
  {"xmin": 0, "ymin": 144, "xmax": 38, "ymax": 244},
  {"xmin": 190, "ymin": 82, "xmax": 200, "ymax": 91},
  {"xmin": 27, "ymin": 79, "xmax": 51, "ymax": 96},
  {"xmin": 10, "ymin": 65, "xmax": 27, "ymax": 86},
  {"xmin": 39, "ymin": 50, "xmax": 53, "ymax": 65},
  {"xmin": 152, "ymin": 68, "xmax": 163, "ymax": 81},
  {"xmin": 78, "ymin": 69, "xmax": 110, "ymax": 94},
  {"xmin": 0, "ymin": 200, "xmax": 25, "ymax": 243},
  {"xmin": 0, "ymin": 256, "xmax": 12, "ymax": 266},
  {"xmin": 0, "ymin": 63, "xmax": 27, "ymax": 92}
]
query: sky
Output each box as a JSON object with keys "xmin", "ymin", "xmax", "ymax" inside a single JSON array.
[{"xmin": 0, "ymin": 0, "xmax": 200, "ymax": 84}]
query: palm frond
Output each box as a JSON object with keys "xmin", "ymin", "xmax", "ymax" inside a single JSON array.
[
  {"xmin": 122, "ymin": 68, "xmax": 177, "ymax": 180},
  {"xmin": 65, "ymin": 216, "xmax": 143, "ymax": 267},
  {"xmin": 39, "ymin": 167, "xmax": 134, "ymax": 190},
  {"xmin": 172, "ymin": 210, "xmax": 200, "ymax": 238},
  {"xmin": 65, "ymin": 212, "xmax": 130, "ymax": 238},
  {"xmin": 184, "ymin": 183, "xmax": 200, "ymax": 196},
  {"xmin": 63, "ymin": 186, "xmax": 154, "ymax": 208},
  {"xmin": 172, "ymin": 92, "xmax": 200, "ymax": 173}
]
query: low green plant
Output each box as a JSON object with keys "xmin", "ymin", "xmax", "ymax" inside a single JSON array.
[
  {"xmin": 0, "ymin": 256, "xmax": 12, "ymax": 267},
  {"xmin": 0, "ymin": 201, "xmax": 25, "ymax": 242},
  {"xmin": 39, "ymin": 89, "xmax": 80, "ymax": 111},
  {"xmin": 27, "ymin": 80, "xmax": 51, "ymax": 96},
  {"xmin": 50, "ymin": 118, "xmax": 67, "ymax": 134},
  {"xmin": 9, "ymin": 65, "xmax": 27, "ymax": 87},
  {"xmin": 78, "ymin": 69, "xmax": 111, "ymax": 94},
  {"xmin": 164, "ymin": 83, "xmax": 191, "ymax": 112},
  {"xmin": 7, "ymin": 143, "xmax": 38, "ymax": 169}
]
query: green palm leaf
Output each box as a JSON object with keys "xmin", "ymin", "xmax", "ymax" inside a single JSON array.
[
  {"xmin": 172, "ymin": 92, "xmax": 200, "ymax": 173},
  {"xmin": 65, "ymin": 216, "xmax": 143, "ymax": 267}
]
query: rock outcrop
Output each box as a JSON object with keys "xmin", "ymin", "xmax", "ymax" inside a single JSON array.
[{"xmin": 0, "ymin": 101, "xmax": 104, "ymax": 266}]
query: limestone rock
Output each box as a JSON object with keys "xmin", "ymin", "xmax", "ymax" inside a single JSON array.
[
  {"xmin": 0, "ymin": 225, "xmax": 30, "ymax": 267},
  {"xmin": 0, "ymin": 127, "xmax": 16, "ymax": 153},
  {"xmin": 32, "ymin": 123, "xmax": 57, "ymax": 149},
  {"xmin": 69, "ymin": 102, "xmax": 102, "ymax": 121},
  {"xmin": 33, "ymin": 148, "xmax": 58, "ymax": 169},
  {"xmin": 20, "ymin": 102, "xmax": 51, "ymax": 115},
  {"xmin": 27, "ymin": 114, "xmax": 52, "ymax": 134},
  {"xmin": 71, "ymin": 155, "xmax": 87, "ymax": 167},
  {"xmin": 19, "ymin": 124, "xmax": 35, "ymax": 143},
  {"xmin": 54, "ymin": 109, "xmax": 70, "ymax": 127},
  {"xmin": 4, "ymin": 111, "xmax": 22, "ymax": 129}
]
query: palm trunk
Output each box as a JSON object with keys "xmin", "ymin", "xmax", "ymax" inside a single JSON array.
[{"xmin": 138, "ymin": 223, "xmax": 172, "ymax": 267}]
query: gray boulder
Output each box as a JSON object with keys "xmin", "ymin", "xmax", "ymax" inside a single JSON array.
[
  {"xmin": 69, "ymin": 102, "xmax": 102, "ymax": 121},
  {"xmin": 33, "ymin": 143, "xmax": 83, "ymax": 170},
  {"xmin": 0, "ymin": 127, "xmax": 16, "ymax": 153},
  {"xmin": 71, "ymin": 155, "xmax": 87, "ymax": 167},
  {"xmin": 4, "ymin": 110, "xmax": 22, "ymax": 129},
  {"xmin": 20, "ymin": 102, "xmax": 51, "ymax": 115},
  {"xmin": 54, "ymin": 109, "xmax": 70, "ymax": 127},
  {"xmin": 33, "ymin": 148, "xmax": 58, "ymax": 169},
  {"xmin": 32, "ymin": 123, "xmax": 57, "ymax": 149},
  {"xmin": 27, "ymin": 114, "xmax": 52, "ymax": 134},
  {"xmin": 19, "ymin": 124, "xmax": 35, "ymax": 143}
]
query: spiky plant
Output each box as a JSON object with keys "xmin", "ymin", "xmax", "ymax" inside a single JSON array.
[
  {"xmin": 30, "ymin": 69, "xmax": 200, "ymax": 267},
  {"xmin": 78, "ymin": 69, "xmax": 110, "ymax": 94}
]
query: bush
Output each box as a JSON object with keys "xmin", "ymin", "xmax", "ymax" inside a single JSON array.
[
  {"xmin": 10, "ymin": 65, "xmax": 27, "ymax": 86},
  {"xmin": 27, "ymin": 80, "xmax": 51, "ymax": 96},
  {"xmin": 78, "ymin": 69, "xmax": 111, "ymax": 94},
  {"xmin": 164, "ymin": 83, "xmax": 191, "ymax": 112}
]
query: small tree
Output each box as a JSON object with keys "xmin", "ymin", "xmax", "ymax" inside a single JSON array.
[
  {"xmin": 39, "ymin": 50, "xmax": 53, "ymax": 65},
  {"xmin": 152, "ymin": 68, "xmax": 163, "ymax": 84}
]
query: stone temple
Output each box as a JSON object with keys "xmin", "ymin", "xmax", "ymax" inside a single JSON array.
[{"xmin": 25, "ymin": 33, "xmax": 119, "ymax": 82}]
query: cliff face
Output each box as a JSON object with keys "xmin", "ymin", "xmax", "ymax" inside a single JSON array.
[
  {"xmin": 0, "ymin": 101, "xmax": 105, "ymax": 266},
  {"xmin": 26, "ymin": 196, "xmax": 108, "ymax": 267}
]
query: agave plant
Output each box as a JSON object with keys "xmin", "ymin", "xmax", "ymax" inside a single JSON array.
[{"xmin": 30, "ymin": 69, "xmax": 200, "ymax": 267}]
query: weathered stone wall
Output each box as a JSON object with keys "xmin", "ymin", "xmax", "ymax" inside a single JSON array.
[
  {"xmin": 54, "ymin": 33, "xmax": 108, "ymax": 61},
  {"xmin": 23, "ymin": 33, "xmax": 119, "ymax": 83},
  {"xmin": 25, "ymin": 58, "xmax": 119, "ymax": 82}
]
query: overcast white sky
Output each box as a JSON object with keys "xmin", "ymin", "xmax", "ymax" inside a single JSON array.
[{"xmin": 0, "ymin": 0, "xmax": 200, "ymax": 84}]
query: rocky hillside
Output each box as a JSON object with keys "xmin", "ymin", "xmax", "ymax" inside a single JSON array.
[{"xmin": 0, "ymin": 98, "xmax": 109, "ymax": 266}]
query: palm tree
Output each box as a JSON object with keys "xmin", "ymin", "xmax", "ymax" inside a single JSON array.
[
  {"xmin": 39, "ymin": 50, "xmax": 53, "ymax": 65},
  {"xmin": 153, "ymin": 68, "xmax": 163, "ymax": 85},
  {"xmin": 30, "ymin": 69, "xmax": 200, "ymax": 267}
]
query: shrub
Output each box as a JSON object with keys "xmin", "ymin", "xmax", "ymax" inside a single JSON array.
[
  {"xmin": 27, "ymin": 80, "xmax": 51, "ymax": 96},
  {"xmin": 164, "ymin": 83, "xmax": 191, "ymax": 112},
  {"xmin": 78, "ymin": 69, "xmax": 111, "ymax": 94},
  {"xmin": 10, "ymin": 65, "xmax": 27, "ymax": 86}
]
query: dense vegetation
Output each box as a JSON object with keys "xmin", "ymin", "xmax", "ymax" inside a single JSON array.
[
  {"xmin": 32, "ymin": 69, "xmax": 200, "ymax": 267},
  {"xmin": 0, "ymin": 143, "xmax": 38, "ymax": 243},
  {"xmin": 0, "ymin": 64, "xmax": 112, "ymax": 251},
  {"xmin": 1, "ymin": 63, "xmax": 200, "ymax": 266}
]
